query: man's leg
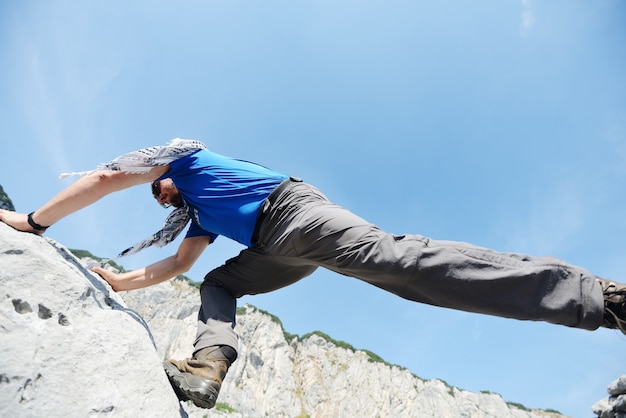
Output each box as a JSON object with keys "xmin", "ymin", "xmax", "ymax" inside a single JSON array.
[
  {"xmin": 258, "ymin": 181, "xmax": 610, "ymax": 330},
  {"xmin": 165, "ymin": 247, "xmax": 317, "ymax": 409},
  {"xmin": 194, "ymin": 247, "xmax": 318, "ymax": 349},
  {"xmin": 336, "ymin": 232, "xmax": 605, "ymax": 329}
]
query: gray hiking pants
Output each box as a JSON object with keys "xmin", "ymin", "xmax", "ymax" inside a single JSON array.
[{"xmin": 194, "ymin": 180, "xmax": 605, "ymax": 353}]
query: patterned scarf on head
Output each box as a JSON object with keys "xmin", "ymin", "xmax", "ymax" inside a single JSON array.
[{"xmin": 60, "ymin": 138, "xmax": 208, "ymax": 264}]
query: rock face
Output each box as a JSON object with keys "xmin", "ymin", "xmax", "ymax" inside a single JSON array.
[
  {"xmin": 1, "ymin": 220, "xmax": 621, "ymax": 418},
  {"xmin": 592, "ymin": 375, "xmax": 626, "ymax": 418},
  {"xmin": 0, "ymin": 184, "xmax": 15, "ymax": 211},
  {"xmin": 0, "ymin": 223, "xmax": 184, "ymax": 417}
]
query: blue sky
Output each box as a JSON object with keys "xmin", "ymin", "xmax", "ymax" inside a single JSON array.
[{"xmin": 1, "ymin": 1, "xmax": 625, "ymax": 416}]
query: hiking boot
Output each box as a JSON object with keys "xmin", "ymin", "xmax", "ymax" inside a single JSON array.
[
  {"xmin": 164, "ymin": 345, "xmax": 237, "ymax": 409},
  {"xmin": 598, "ymin": 279, "xmax": 626, "ymax": 336}
]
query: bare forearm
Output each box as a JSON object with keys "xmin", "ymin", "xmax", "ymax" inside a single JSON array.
[
  {"xmin": 92, "ymin": 236, "xmax": 211, "ymax": 292},
  {"xmin": 98, "ymin": 255, "xmax": 186, "ymax": 291}
]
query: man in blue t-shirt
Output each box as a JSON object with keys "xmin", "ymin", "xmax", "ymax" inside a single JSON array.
[
  {"xmin": 153, "ymin": 147, "xmax": 288, "ymax": 247},
  {"xmin": 1, "ymin": 140, "xmax": 625, "ymax": 410}
]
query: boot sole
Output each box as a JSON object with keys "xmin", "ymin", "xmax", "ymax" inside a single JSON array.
[{"xmin": 163, "ymin": 361, "xmax": 220, "ymax": 409}]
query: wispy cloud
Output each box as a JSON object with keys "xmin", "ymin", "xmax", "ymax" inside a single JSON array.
[{"xmin": 519, "ymin": 0, "xmax": 536, "ymax": 37}]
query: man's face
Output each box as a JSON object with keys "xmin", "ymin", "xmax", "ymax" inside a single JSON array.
[{"xmin": 151, "ymin": 179, "xmax": 184, "ymax": 208}]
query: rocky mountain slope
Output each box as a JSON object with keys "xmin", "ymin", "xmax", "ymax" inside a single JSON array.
[
  {"xmin": 123, "ymin": 280, "xmax": 568, "ymax": 418},
  {"xmin": 0, "ymin": 212, "xmax": 623, "ymax": 417}
]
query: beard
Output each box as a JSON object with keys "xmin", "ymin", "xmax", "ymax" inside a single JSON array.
[
  {"xmin": 163, "ymin": 182, "xmax": 184, "ymax": 208},
  {"xmin": 170, "ymin": 193, "xmax": 184, "ymax": 208}
]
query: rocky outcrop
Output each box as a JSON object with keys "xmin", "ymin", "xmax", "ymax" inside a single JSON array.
[
  {"xmin": 0, "ymin": 184, "xmax": 15, "ymax": 211},
  {"xmin": 0, "ymin": 223, "xmax": 184, "ymax": 417},
  {"xmin": 592, "ymin": 375, "xmax": 626, "ymax": 418}
]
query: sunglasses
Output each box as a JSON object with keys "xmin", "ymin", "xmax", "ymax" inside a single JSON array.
[{"xmin": 151, "ymin": 181, "xmax": 171, "ymax": 208}]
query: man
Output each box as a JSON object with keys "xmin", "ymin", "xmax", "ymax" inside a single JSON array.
[{"xmin": 1, "ymin": 139, "xmax": 625, "ymax": 410}]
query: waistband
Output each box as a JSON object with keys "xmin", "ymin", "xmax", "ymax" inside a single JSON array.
[{"xmin": 251, "ymin": 176, "xmax": 302, "ymax": 247}]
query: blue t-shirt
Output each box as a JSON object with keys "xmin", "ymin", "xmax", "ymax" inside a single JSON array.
[{"xmin": 157, "ymin": 149, "xmax": 288, "ymax": 247}]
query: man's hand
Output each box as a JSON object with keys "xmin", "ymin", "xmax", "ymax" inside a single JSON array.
[
  {"xmin": 91, "ymin": 266, "xmax": 123, "ymax": 291},
  {"xmin": 0, "ymin": 209, "xmax": 46, "ymax": 235}
]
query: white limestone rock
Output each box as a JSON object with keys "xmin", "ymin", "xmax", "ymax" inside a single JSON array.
[
  {"xmin": 592, "ymin": 375, "xmax": 626, "ymax": 418},
  {"xmin": 0, "ymin": 223, "xmax": 184, "ymax": 417},
  {"xmin": 122, "ymin": 284, "xmax": 568, "ymax": 418}
]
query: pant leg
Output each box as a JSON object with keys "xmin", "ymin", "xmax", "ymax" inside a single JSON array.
[
  {"xmin": 195, "ymin": 247, "xmax": 318, "ymax": 352},
  {"xmin": 402, "ymin": 237, "xmax": 604, "ymax": 328},
  {"xmin": 258, "ymin": 181, "xmax": 606, "ymax": 330}
]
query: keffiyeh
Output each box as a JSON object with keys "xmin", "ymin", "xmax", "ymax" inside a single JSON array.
[
  {"xmin": 60, "ymin": 138, "xmax": 207, "ymax": 178},
  {"xmin": 61, "ymin": 138, "xmax": 208, "ymax": 263}
]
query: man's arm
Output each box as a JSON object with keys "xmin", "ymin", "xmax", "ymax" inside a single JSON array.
[
  {"xmin": 0, "ymin": 166, "xmax": 169, "ymax": 234},
  {"xmin": 92, "ymin": 235, "xmax": 212, "ymax": 291}
]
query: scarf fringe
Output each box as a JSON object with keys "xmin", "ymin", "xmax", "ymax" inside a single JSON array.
[{"xmin": 60, "ymin": 138, "xmax": 207, "ymax": 179}]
